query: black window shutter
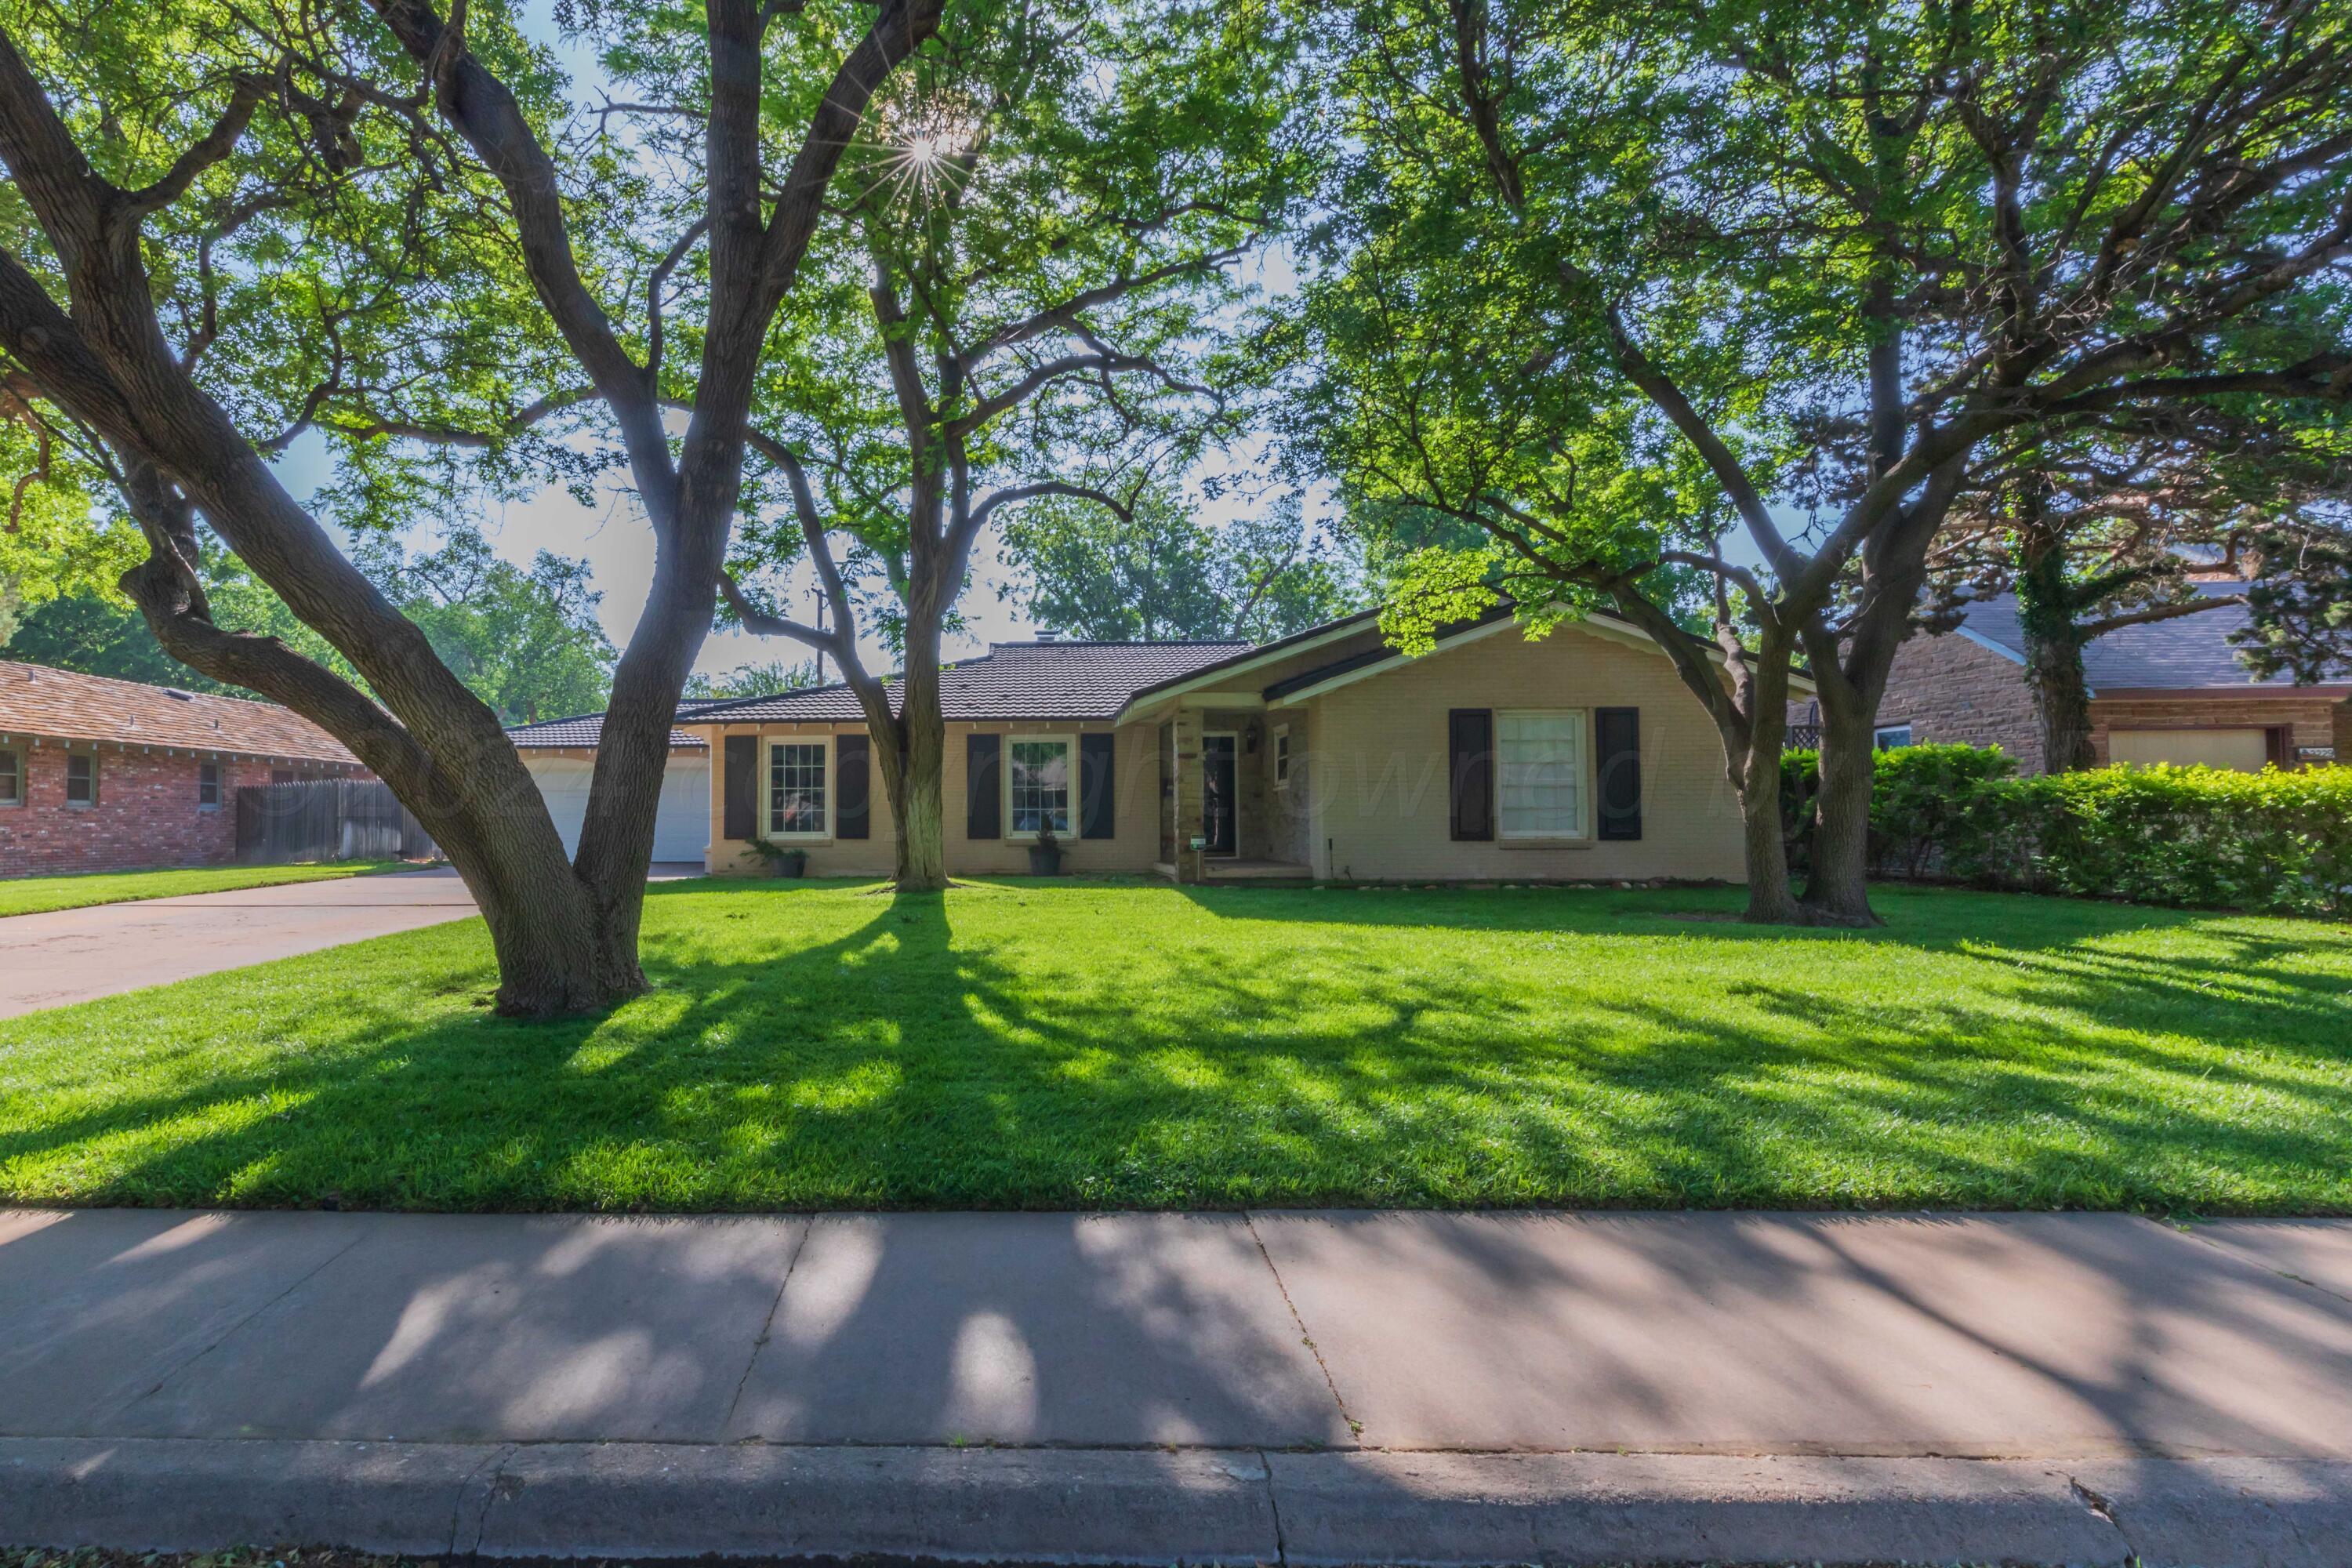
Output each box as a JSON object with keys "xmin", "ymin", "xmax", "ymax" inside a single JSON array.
[
  {"xmin": 966, "ymin": 732, "xmax": 1002, "ymax": 839},
  {"xmin": 1448, "ymin": 709, "xmax": 1494, "ymax": 841},
  {"xmin": 723, "ymin": 735, "xmax": 758, "ymax": 840},
  {"xmin": 1079, "ymin": 732, "xmax": 1116, "ymax": 840},
  {"xmin": 836, "ymin": 730, "xmax": 871, "ymax": 840},
  {"xmin": 1596, "ymin": 706, "xmax": 1642, "ymax": 840}
]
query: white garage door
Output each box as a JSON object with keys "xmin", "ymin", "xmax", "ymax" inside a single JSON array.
[
  {"xmin": 522, "ymin": 752, "xmax": 710, "ymax": 863},
  {"xmin": 2108, "ymin": 728, "xmax": 2271, "ymax": 771}
]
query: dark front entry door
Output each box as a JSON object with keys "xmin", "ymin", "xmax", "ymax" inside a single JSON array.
[{"xmin": 1202, "ymin": 734, "xmax": 1238, "ymax": 855}]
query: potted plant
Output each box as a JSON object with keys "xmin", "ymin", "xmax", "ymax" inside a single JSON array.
[
  {"xmin": 751, "ymin": 837, "xmax": 808, "ymax": 878},
  {"xmin": 1027, "ymin": 820, "xmax": 1065, "ymax": 876}
]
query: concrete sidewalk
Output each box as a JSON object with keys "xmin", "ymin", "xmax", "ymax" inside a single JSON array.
[
  {"xmin": 4, "ymin": 1208, "xmax": 2350, "ymax": 1564},
  {"xmin": 0, "ymin": 864, "xmax": 702, "ymax": 1018}
]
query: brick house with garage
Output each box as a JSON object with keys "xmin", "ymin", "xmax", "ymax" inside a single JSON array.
[
  {"xmin": 0, "ymin": 660, "xmax": 367, "ymax": 877},
  {"xmin": 1856, "ymin": 583, "xmax": 2350, "ymax": 774},
  {"xmin": 518, "ymin": 604, "xmax": 1795, "ymax": 884}
]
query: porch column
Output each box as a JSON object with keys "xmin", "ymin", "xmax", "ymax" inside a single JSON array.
[{"xmin": 1171, "ymin": 706, "xmax": 1205, "ymax": 884}]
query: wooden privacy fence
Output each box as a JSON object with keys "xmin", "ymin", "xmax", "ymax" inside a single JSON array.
[{"xmin": 235, "ymin": 779, "xmax": 436, "ymax": 864}]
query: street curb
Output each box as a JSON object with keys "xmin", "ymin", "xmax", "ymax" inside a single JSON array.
[{"xmin": 5, "ymin": 1438, "xmax": 2351, "ymax": 1566}]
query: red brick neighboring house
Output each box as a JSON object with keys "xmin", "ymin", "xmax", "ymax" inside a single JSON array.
[
  {"xmin": 0, "ymin": 660, "xmax": 366, "ymax": 877},
  {"xmin": 1856, "ymin": 583, "xmax": 2350, "ymax": 774}
]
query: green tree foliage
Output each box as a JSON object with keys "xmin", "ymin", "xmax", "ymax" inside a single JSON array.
[
  {"xmin": 352, "ymin": 525, "xmax": 615, "ymax": 724},
  {"xmin": 998, "ymin": 486, "xmax": 1359, "ymax": 641},
  {"xmin": 1926, "ymin": 377, "xmax": 2352, "ymax": 770},
  {"xmin": 0, "ymin": 0, "xmax": 943, "ymax": 1010},
  {"xmin": 5, "ymin": 591, "xmax": 209, "ymax": 686},
  {"xmin": 704, "ymin": 0, "xmax": 1315, "ymax": 886},
  {"xmin": 683, "ymin": 657, "xmax": 826, "ymax": 700},
  {"xmin": 1295, "ymin": 0, "xmax": 2352, "ymax": 922},
  {"xmin": 6, "ymin": 521, "xmax": 615, "ymax": 726}
]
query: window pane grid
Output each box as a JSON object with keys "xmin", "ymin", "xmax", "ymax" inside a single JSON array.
[
  {"xmin": 769, "ymin": 742, "xmax": 826, "ymax": 835},
  {"xmin": 1009, "ymin": 739, "xmax": 1071, "ymax": 833},
  {"xmin": 0, "ymin": 750, "xmax": 19, "ymax": 805},
  {"xmin": 1497, "ymin": 710, "xmax": 1583, "ymax": 837}
]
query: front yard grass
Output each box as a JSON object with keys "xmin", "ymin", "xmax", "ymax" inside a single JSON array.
[
  {"xmin": 2, "ymin": 880, "xmax": 2346, "ymax": 1214},
  {"xmin": 0, "ymin": 860, "xmax": 402, "ymax": 919}
]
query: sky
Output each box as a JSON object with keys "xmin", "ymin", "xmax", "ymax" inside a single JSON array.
[{"xmin": 265, "ymin": 3, "xmax": 1308, "ymax": 684}]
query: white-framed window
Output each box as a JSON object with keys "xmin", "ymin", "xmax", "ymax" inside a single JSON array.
[
  {"xmin": 1497, "ymin": 709, "xmax": 1585, "ymax": 838},
  {"xmin": 1875, "ymin": 724, "xmax": 1914, "ymax": 750},
  {"xmin": 65, "ymin": 751, "xmax": 97, "ymax": 808},
  {"xmin": 198, "ymin": 760, "xmax": 221, "ymax": 809},
  {"xmin": 1007, "ymin": 735, "xmax": 1073, "ymax": 837},
  {"xmin": 1272, "ymin": 724, "xmax": 1291, "ymax": 789},
  {"xmin": 768, "ymin": 737, "xmax": 830, "ymax": 837},
  {"xmin": 0, "ymin": 747, "xmax": 20, "ymax": 807}
]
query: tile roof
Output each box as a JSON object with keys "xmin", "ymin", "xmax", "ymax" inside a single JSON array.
[
  {"xmin": 0, "ymin": 659, "xmax": 359, "ymax": 763},
  {"xmin": 690, "ymin": 639, "xmax": 1254, "ymax": 724},
  {"xmin": 1954, "ymin": 583, "xmax": 2347, "ymax": 691},
  {"xmin": 507, "ymin": 709, "xmax": 714, "ymax": 749}
]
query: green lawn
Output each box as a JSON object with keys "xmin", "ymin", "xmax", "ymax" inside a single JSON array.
[
  {"xmin": 0, "ymin": 860, "xmax": 402, "ymax": 918},
  {"xmin": 2, "ymin": 880, "xmax": 2347, "ymax": 1214}
]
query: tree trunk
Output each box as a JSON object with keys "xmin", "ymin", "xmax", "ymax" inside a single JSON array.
[
  {"xmin": 1604, "ymin": 587, "xmax": 1805, "ymax": 921},
  {"xmin": 2015, "ymin": 540, "xmax": 2096, "ymax": 772},
  {"xmin": 895, "ymin": 706, "xmax": 948, "ymax": 891},
  {"xmin": 1734, "ymin": 733, "xmax": 1802, "ymax": 923},
  {"xmin": 890, "ymin": 609, "xmax": 950, "ymax": 890},
  {"xmin": 1730, "ymin": 642, "xmax": 1805, "ymax": 924},
  {"xmin": 1803, "ymin": 700, "xmax": 1882, "ymax": 925},
  {"xmin": 106, "ymin": 456, "xmax": 645, "ymax": 1016}
]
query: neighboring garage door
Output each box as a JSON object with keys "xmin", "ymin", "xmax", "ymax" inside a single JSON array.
[
  {"xmin": 2108, "ymin": 728, "xmax": 2271, "ymax": 771},
  {"xmin": 521, "ymin": 752, "xmax": 712, "ymax": 862}
]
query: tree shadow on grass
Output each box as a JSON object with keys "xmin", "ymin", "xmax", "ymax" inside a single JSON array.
[
  {"xmin": 0, "ymin": 882, "xmax": 2346, "ymax": 1214},
  {"xmin": 1172, "ymin": 877, "xmax": 2351, "ymax": 953}
]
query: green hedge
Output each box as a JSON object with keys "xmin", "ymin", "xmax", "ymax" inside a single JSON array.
[{"xmin": 1782, "ymin": 742, "xmax": 2352, "ymax": 916}]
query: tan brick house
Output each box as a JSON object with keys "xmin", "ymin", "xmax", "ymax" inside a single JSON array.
[
  {"xmin": 550, "ymin": 605, "xmax": 1769, "ymax": 884},
  {"xmin": 1860, "ymin": 584, "xmax": 2350, "ymax": 773},
  {"xmin": 0, "ymin": 660, "xmax": 366, "ymax": 877}
]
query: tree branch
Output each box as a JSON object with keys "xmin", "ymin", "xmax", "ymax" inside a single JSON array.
[
  {"xmin": 967, "ymin": 478, "xmax": 1137, "ymax": 532},
  {"xmin": 122, "ymin": 70, "xmax": 274, "ymax": 215},
  {"xmin": 2082, "ymin": 593, "xmax": 2242, "ymax": 637},
  {"xmin": 959, "ymin": 247, "xmax": 1248, "ymax": 368}
]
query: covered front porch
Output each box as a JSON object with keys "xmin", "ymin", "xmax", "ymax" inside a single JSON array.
[{"xmin": 1145, "ymin": 700, "xmax": 1316, "ymax": 884}]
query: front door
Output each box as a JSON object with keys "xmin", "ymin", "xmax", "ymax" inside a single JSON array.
[{"xmin": 1201, "ymin": 734, "xmax": 1238, "ymax": 856}]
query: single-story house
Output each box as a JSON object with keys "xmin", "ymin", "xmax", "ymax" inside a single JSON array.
[
  {"xmin": 0, "ymin": 659, "xmax": 367, "ymax": 877},
  {"xmin": 1862, "ymin": 583, "xmax": 2350, "ymax": 774},
  {"xmin": 514, "ymin": 607, "xmax": 1783, "ymax": 884}
]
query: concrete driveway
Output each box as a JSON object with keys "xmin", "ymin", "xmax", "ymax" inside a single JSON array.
[{"xmin": 0, "ymin": 863, "xmax": 702, "ymax": 1018}]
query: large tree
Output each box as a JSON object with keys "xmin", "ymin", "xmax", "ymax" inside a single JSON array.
[
  {"xmin": 712, "ymin": 0, "xmax": 1308, "ymax": 887},
  {"xmin": 354, "ymin": 523, "xmax": 616, "ymax": 724},
  {"xmin": 998, "ymin": 485, "xmax": 1359, "ymax": 641},
  {"xmin": 0, "ymin": 0, "xmax": 939, "ymax": 1010},
  {"xmin": 1924, "ymin": 396, "xmax": 2352, "ymax": 769},
  {"xmin": 1298, "ymin": 0, "xmax": 2352, "ymax": 924}
]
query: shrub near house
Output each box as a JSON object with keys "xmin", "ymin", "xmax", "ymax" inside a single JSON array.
[{"xmin": 1786, "ymin": 743, "xmax": 2352, "ymax": 916}]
